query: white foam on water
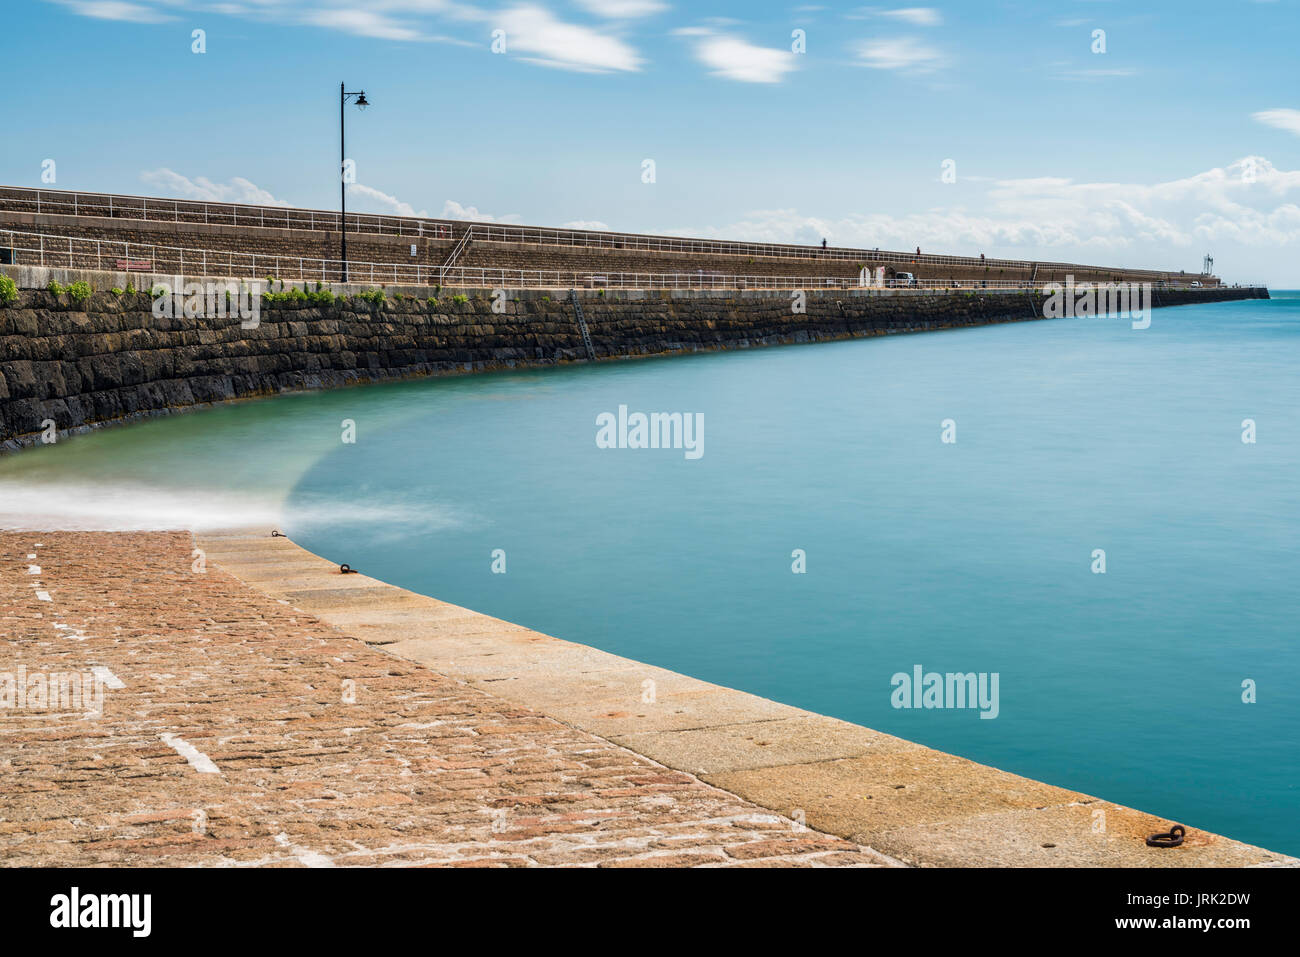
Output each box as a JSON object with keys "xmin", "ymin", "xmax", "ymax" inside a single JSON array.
[{"xmin": 0, "ymin": 480, "xmax": 461, "ymax": 534}]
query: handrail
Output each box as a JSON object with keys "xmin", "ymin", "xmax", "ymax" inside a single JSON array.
[
  {"xmin": 0, "ymin": 228, "xmax": 1250, "ymax": 292},
  {"xmin": 0, "ymin": 185, "xmax": 1218, "ymax": 283},
  {"xmin": 439, "ymin": 224, "xmax": 474, "ymax": 283}
]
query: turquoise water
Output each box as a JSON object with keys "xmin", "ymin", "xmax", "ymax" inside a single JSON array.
[{"xmin": 3, "ymin": 295, "xmax": 1298, "ymax": 855}]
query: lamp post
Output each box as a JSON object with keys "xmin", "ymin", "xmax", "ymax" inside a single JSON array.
[{"xmin": 339, "ymin": 82, "xmax": 369, "ymax": 282}]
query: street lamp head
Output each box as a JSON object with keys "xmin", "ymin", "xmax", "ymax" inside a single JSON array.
[{"xmin": 355, "ymin": 92, "xmax": 369, "ymax": 110}]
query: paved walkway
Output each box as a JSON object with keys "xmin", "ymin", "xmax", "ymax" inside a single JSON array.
[
  {"xmin": 197, "ymin": 530, "xmax": 1296, "ymax": 869},
  {"xmin": 0, "ymin": 531, "xmax": 889, "ymax": 867}
]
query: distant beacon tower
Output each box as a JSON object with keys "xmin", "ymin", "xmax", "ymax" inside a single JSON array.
[{"xmin": 1203, "ymin": 253, "xmax": 1214, "ymax": 275}]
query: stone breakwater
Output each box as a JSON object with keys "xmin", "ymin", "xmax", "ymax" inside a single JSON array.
[{"xmin": 0, "ymin": 272, "xmax": 1268, "ymax": 448}]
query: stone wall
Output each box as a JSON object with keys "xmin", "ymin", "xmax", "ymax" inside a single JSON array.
[
  {"xmin": 0, "ymin": 271, "xmax": 1268, "ymax": 448},
  {"xmin": 0, "ymin": 187, "xmax": 1220, "ymax": 286},
  {"xmin": 1, "ymin": 207, "xmax": 1218, "ymax": 288},
  {"xmin": 0, "ymin": 210, "xmax": 455, "ymax": 279}
]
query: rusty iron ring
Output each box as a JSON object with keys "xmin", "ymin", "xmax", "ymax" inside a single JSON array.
[{"xmin": 1146, "ymin": 825, "xmax": 1186, "ymax": 848}]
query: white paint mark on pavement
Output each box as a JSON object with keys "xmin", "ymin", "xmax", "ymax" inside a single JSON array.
[
  {"xmin": 35, "ymin": 591, "xmax": 52, "ymax": 602},
  {"xmin": 159, "ymin": 732, "xmax": 220, "ymax": 774},
  {"xmin": 275, "ymin": 832, "xmax": 335, "ymax": 867},
  {"xmin": 28, "ymin": 565, "xmax": 40, "ymax": 574}
]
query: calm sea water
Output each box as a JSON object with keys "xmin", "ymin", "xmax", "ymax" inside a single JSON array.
[{"xmin": 4, "ymin": 294, "xmax": 1298, "ymax": 854}]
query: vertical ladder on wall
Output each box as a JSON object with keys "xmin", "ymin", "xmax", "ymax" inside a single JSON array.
[{"xmin": 569, "ymin": 289, "xmax": 597, "ymax": 360}]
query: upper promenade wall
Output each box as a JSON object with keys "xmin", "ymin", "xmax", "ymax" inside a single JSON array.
[
  {"xmin": 1, "ymin": 210, "xmax": 1215, "ymax": 289},
  {"xmin": 0, "ymin": 186, "xmax": 1221, "ymax": 288},
  {"xmin": 0, "ymin": 210, "xmax": 456, "ymax": 279},
  {"xmin": 0, "ymin": 263, "xmax": 1266, "ymax": 448}
]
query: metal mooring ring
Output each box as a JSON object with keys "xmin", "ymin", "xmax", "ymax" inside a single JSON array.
[
  {"xmin": 1146, "ymin": 824, "xmax": 1186, "ymax": 848},
  {"xmin": 271, "ymin": 530, "xmax": 285, "ymax": 538},
  {"xmin": 340, "ymin": 564, "xmax": 357, "ymax": 574}
]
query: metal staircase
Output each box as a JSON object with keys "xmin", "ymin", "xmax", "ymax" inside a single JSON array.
[{"xmin": 438, "ymin": 225, "xmax": 474, "ymax": 283}]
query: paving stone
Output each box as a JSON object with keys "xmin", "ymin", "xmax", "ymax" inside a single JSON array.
[{"xmin": 0, "ymin": 531, "xmax": 885, "ymax": 867}]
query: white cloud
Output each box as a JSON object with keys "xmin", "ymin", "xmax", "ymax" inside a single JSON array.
[
  {"xmin": 348, "ymin": 184, "xmax": 430, "ymax": 218},
  {"xmin": 571, "ymin": 0, "xmax": 668, "ymax": 18},
  {"xmin": 440, "ymin": 199, "xmax": 521, "ymax": 223},
  {"xmin": 562, "ymin": 219, "xmax": 612, "ymax": 230},
  {"xmin": 665, "ymin": 157, "xmax": 1300, "ymax": 276},
  {"xmin": 880, "ymin": 7, "xmax": 942, "ymax": 27},
  {"xmin": 304, "ymin": 9, "xmax": 425, "ymax": 41},
  {"xmin": 47, "ymin": 1, "xmax": 640, "ymax": 70},
  {"xmin": 344, "ymin": 187, "xmax": 526, "ymax": 223},
  {"xmin": 856, "ymin": 37, "xmax": 944, "ymax": 72},
  {"xmin": 1254, "ymin": 108, "xmax": 1300, "ymax": 136},
  {"xmin": 496, "ymin": 4, "xmax": 643, "ymax": 72},
  {"xmin": 51, "ymin": 1, "xmax": 174, "ymax": 23},
  {"xmin": 675, "ymin": 28, "xmax": 798, "ymax": 83},
  {"xmin": 140, "ymin": 169, "xmax": 291, "ymax": 206}
]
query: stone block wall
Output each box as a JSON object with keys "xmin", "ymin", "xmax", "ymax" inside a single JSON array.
[
  {"xmin": 0, "ymin": 206, "xmax": 1217, "ymax": 288},
  {"xmin": 0, "ymin": 275, "xmax": 1267, "ymax": 448}
]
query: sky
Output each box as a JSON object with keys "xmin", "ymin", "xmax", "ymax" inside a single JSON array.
[{"xmin": 3, "ymin": 0, "xmax": 1299, "ymax": 285}]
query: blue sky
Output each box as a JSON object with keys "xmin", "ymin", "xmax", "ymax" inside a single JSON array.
[{"xmin": 4, "ymin": 0, "xmax": 1299, "ymax": 284}]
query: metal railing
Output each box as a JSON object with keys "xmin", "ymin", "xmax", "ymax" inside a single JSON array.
[
  {"xmin": 0, "ymin": 228, "xmax": 1244, "ymax": 293},
  {"xmin": 0, "ymin": 186, "xmax": 453, "ymax": 240},
  {"xmin": 439, "ymin": 224, "xmax": 475, "ymax": 283},
  {"xmin": 0, "ymin": 185, "xmax": 1216, "ymax": 282}
]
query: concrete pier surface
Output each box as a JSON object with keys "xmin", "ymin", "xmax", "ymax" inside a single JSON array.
[{"xmin": 2, "ymin": 527, "xmax": 1295, "ymax": 868}]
